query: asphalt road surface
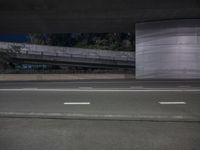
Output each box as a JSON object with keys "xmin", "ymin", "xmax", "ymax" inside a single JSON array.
[{"xmin": 0, "ymin": 80, "xmax": 200, "ymax": 150}]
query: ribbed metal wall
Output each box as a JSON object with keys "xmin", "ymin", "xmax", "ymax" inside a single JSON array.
[{"xmin": 136, "ymin": 19, "xmax": 200, "ymax": 79}]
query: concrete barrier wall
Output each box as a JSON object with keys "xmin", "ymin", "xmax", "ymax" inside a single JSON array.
[
  {"xmin": 0, "ymin": 42, "xmax": 134, "ymax": 61},
  {"xmin": 136, "ymin": 19, "xmax": 200, "ymax": 79}
]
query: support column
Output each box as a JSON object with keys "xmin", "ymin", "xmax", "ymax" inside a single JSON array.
[{"xmin": 136, "ymin": 19, "xmax": 200, "ymax": 79}]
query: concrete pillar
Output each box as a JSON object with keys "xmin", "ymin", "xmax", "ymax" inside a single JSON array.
[{"xmin": 136, "ymin": 19, "xmax": 200, "ymax": 79}]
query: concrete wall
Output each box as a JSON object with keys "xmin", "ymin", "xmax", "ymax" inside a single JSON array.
[
  {"xmin": 136, "ymin": 19, "xmax": 200, "ymax": 79},
  {"xmin": 0, "ymin": 42, "xmax": 134, "ymax": 62}
]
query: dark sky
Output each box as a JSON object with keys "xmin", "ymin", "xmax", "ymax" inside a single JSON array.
[{"xmin": 0, "ymin": 34, "xmax": 29, "ymax": 43}]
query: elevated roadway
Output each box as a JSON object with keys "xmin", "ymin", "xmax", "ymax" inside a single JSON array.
[{"xmin": 0, "ymin": 42, "xmax": 134, "ymax": 68}]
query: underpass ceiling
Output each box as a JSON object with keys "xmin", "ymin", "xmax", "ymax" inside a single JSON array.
[{"xmin": 0, "ymin": 0, "xmax": 199, "ymax": 33}]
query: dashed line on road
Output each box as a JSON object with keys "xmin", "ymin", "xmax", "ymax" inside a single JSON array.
[
  {"xmin": 64, "ymin": 102, "xmax": 91, "ymax": 105},
  {"xmin": 159, "ymin": 102, "xmax": 186, "ymax": 105}
]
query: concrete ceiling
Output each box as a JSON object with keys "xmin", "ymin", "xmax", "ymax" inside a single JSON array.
[{"xmin": 0, "ymin": 0, "xmax": 200, "ymax": 33}]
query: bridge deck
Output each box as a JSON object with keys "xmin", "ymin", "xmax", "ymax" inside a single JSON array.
[{"xmin": 0, "ymin": 42, "xmax": 134, "ymax": 68}]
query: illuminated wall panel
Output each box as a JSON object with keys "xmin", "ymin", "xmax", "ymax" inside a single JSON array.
[{"xmin": 136, "ymin": 20, "xmax": 200, "ymax": 79}]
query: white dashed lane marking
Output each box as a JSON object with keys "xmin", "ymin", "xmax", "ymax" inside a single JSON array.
[
  {"xmin": 159, "ymin": 102, "xmax": 186, "ymax": 105},
  {"xmin": 64, "ymin": 102, "xmax": 91, "ymax": 105}
]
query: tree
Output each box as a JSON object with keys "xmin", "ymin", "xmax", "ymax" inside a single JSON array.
[{"xmin": 28, "ymin": 33, "xmax": 135, "ymax": 51}]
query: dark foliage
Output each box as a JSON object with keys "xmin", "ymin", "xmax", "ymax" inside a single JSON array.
[{"xmin": 28, "ymin": 33, "xmax": 135, "ymax": 51}]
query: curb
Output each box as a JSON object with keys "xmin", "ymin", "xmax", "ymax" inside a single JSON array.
[{"xmin": 0, "ymin": 112, "xmax": 199, "ymax": 122}]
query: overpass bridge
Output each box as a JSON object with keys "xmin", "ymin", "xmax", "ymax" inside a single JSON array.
[
  {"xmin": 0, "ymin": 0, "xmax": 199, "ymax": 33},
  {"xmin": 0, "ymin": 42, "xmax": 135, "ymax": 69}
]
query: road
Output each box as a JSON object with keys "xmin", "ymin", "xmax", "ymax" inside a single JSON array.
[{"xmin": 0, "ymin": 80, "xmax": 200, "ymax": 150}]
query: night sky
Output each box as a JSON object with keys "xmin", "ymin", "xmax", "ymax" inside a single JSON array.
[{"xmin": 0, "ymin": 34, "xmax": 29, "ymax": 43}]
